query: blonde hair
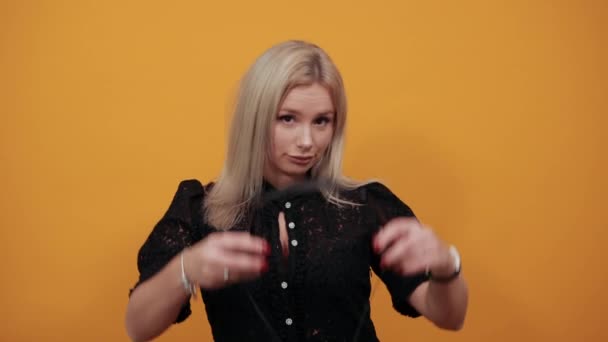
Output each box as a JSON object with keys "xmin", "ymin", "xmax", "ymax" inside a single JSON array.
[{"xmin": 204, "ymin": 40, "xmax": 364, "ymax": 230}]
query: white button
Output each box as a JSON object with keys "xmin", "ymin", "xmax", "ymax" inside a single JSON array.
[
  {"xmin": 285, "ymin": 318, "xmax": 293, "ymax": 325},
  {"xmin": 281, "ymin": 281, "xmax": 288, "ymax": 289},
  {"xmin": 285, "ymin": 202, "xmax": 291, "ymax": 209},
  {"xmin": 291, "ymin": 240, "xmax": 298, "ymax": 247},
  {"xmin": 288, "ymin": 222, "xmax": 295, "ymax": 229}
]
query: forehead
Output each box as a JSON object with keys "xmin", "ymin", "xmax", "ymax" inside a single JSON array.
[{"xmin": 280, "ymin": 83, "xmax": 334, "ymax": 113}]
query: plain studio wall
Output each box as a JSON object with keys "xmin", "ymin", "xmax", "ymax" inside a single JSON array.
[{"xmin": 0, "ymin": 1, "xmax": 606, "ymax": 341}]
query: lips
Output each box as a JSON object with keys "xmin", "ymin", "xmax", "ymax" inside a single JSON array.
[{"xmin": 288, "ymin": 155, "xmax": 314, "ymax": 165}]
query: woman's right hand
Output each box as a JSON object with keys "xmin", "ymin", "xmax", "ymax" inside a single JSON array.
[{"xmin": 182, "ymin": 232, "xmax": 270, "ymax": 290}]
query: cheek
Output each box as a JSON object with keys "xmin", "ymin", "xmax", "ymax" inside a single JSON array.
[
  {"xmin": 271, "ymin": 125, "xmax": 290, "ymax": 155},
  {"xmin": 315, "ymin": 129, "xmax": 334, "ymax": 151}
]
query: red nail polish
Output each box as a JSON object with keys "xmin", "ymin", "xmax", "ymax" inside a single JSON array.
[{"xmin": 261, "ymin": 261, "xmax": 269, "ymax": 272}]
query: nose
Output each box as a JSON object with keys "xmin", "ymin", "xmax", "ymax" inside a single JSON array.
[{"xmin": 296, "ymin": 126, "xmax": 313, "ymax": 151}]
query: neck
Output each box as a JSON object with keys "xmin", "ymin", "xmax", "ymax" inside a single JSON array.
[
  {"xmin": 264, "ymin": 174, "xmax": 307, "ymax": 190},
  {"xmin": 263, "ymin": 166, "xmax": 308, "ymax": 190}
]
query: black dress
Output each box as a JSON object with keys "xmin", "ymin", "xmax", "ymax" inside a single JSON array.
[{"xmin": 129, "ymin": 179, "xmax": 428, "ymax": 341}]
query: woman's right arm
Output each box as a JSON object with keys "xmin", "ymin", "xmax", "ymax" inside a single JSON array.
[
  {"xmin": 125, "ymin": 254, "xmax": 191, "ymax": 342},
  {"xmin": 125, "ymin": 232, "xmax": 270, "ymax": 342},
  {"xmin": 124, "ymin": 180, "xmax": 203, "ymax": 341}
]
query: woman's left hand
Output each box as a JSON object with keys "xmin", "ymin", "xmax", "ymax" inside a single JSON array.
[{"xmin": 372, "ymin": 217, "xmax": 455, "ymax": 277}]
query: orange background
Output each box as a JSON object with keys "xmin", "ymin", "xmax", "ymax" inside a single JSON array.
[{"xmin": 1, "ymin": 0, "xmax": 606, "ymax": 341}]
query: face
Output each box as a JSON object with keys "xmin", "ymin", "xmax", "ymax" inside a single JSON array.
[{"xmin": 264, "ymin": 83, "xmax": 335, "ymax": 189}]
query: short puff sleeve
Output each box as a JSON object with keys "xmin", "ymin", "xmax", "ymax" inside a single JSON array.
[
  {"xmin": 363, "ymin": 182, "xmax": 429, "ymax": 318},
  {"xmin": 128, "ymin": 179, "xmax": 205, "ymax": 323}
]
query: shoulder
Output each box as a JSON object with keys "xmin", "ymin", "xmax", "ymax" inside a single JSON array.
[
  {"xmin": 165, "ymin": 179, "xmax": 211, "ymax": 210},
  {"xmin": 340, "ymin": 180, "xmax": 401, "ymax": 203},
  {"xmin": 161, "ymin": 179, "xmax": 211, "ymax": 221},
  {"xmin": 359, "ymin": 181, "xmax": 400, "ymax": 201},
  {"xmin": 173, "ymin": 179, "xmax": 216, "ymax": 197},
  {"xmin": 347, "ymin": 180, "xmax": 416, "ymax": 217},
  {"xmin": 177, "ymin": 179, "xmax": 204, "ymax": 192}
]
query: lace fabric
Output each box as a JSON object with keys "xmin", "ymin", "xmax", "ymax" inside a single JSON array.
[{"xmin": 130, "ymin": 179, "xmax": 428, "ymax": 341}]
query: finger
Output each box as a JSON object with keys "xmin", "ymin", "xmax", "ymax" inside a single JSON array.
[
  {"xmin": 396, "ymin": 244, "xmax": 434, "ymax": 276},
  {"xmin": 217, "ymin": 232, "xmax": 270, "ymax": 255},
  {"xmin": 374, "ymin": 217, "xmax": 418, "ymax": 253},
  {"xmin": 397, "ymin": 259, "xmax": 428, "ymax": 276},
  {"xmin": 380, "ymin": 238, "xmax": 414, "ymax": 270},
  {"xmin": 223, "ymin": 250, "xmax": 267, "ymax": 270},
  {"xmin": 220, "ymin": 253, "xmax": 268, "ymax": 283}
]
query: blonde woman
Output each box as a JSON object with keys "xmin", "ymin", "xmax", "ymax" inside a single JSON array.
[{"xmin": 125, "ymin": 40, "xmax": 468, "ymax": 342}]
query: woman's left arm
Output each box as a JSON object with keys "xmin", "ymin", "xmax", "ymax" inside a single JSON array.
[
  {"xmin": 408, "ymin": 272, "xmax": 468, "ymax": 330},
  {"xmin": 373, "ymin": 217, "xmax": 469, "ymax": 330}
]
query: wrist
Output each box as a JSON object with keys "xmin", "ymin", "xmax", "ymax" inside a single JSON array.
[
  {"xmin": 427, "ymin": 245, "xmax": 461, "ymax": 282},
  {"xmin": 180, "ymin": 248, "xmax": 198, "ymax": 298}
]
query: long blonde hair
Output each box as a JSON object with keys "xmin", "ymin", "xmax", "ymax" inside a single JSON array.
[{"xmin": 204, "ymin": 40, "xmax": 363, "ymax": 230}]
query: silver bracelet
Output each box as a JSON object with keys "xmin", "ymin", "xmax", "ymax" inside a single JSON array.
[{"xmin": 180, "ymin": 250, "xmax": 197, "ymax": 298}]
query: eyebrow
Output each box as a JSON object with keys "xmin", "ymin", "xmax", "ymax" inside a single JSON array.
[{"xmin": 279, "ymin": 108, "xmax": 335, "ymax": 116}]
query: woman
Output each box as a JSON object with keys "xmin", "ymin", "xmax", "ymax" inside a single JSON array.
[{"xmin": 125, "ymin": 40, "xmax": 468, "ymax": 342}]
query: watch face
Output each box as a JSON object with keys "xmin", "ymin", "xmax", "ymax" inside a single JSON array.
[{"xmin": 449, "ymin": 245, "xmax": 461, "ymax": 271}]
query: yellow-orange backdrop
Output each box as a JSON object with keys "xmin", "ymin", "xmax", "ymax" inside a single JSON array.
[{"xmin": 1, "ymin": 0, "xmax": 606, "ymax": 341}]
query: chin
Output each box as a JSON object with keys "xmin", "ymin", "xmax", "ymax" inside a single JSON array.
[{"xmin": 280, "ymin": 166, "xmax": 312, "ymax": 179}]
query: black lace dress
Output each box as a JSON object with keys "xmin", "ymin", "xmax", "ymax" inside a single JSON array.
[{"xmin": 130, "ymin": 179, "xmax": 428, "ymax": 341}]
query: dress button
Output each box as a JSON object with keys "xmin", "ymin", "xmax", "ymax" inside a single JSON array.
[
  {"xmin": 285, "ymin": 202, "xmax": 291, "ymax": 209},
  {"xmin": 291, "ymin": 239, "xmax": 298, "ymax": 247},
  {"xmin": 285, "ymin": 318, "xmax": 293, "ymax": 326},
  {"xmin": 281, "ymin": 281, "xmax": 288, "ymax": 289},
  {"xmin": 288, "ymin": 222, "xmax": 295, "ymax": 229}
]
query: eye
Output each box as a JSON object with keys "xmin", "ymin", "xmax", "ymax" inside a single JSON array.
[
  {"xmin": 314, "ymin": 116, "xmax": 333, "ymax": 126},
  {"xmin": 278, "ymin": 114, "xmax": 295, "ymax": 124}
]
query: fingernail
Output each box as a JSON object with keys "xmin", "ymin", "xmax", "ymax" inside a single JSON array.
[
  {"xmin": 263, "ymin": 242, "xmax": 271, "ymax": 255},
  {"xmin": 261, "ymin": 261, "xmax": 269, "ymax": 272}
]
